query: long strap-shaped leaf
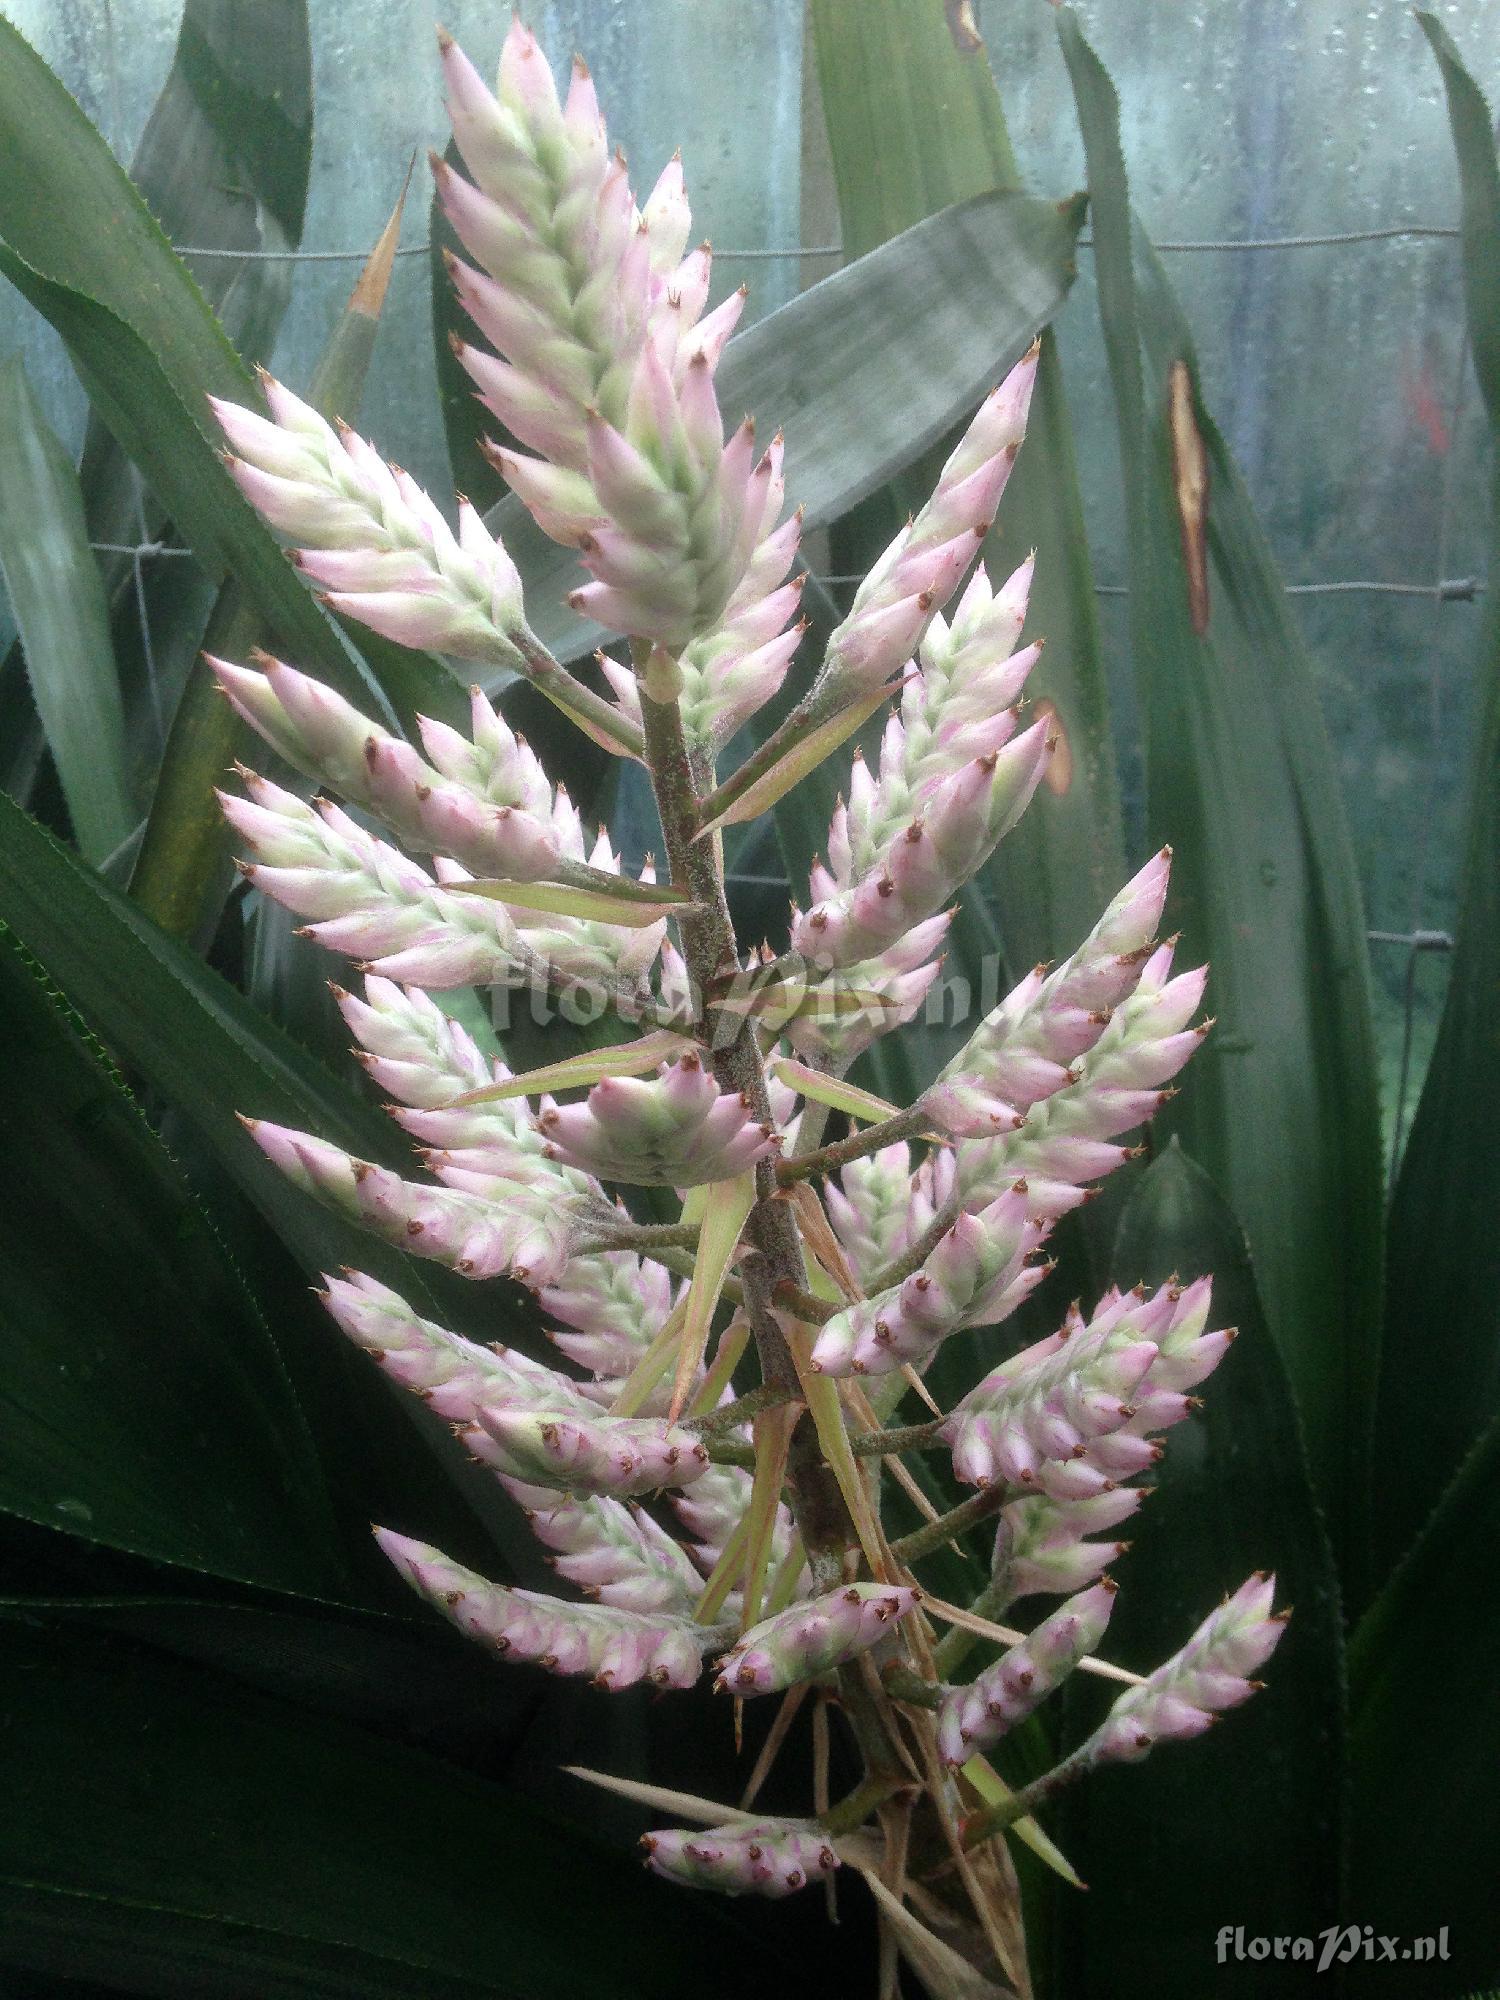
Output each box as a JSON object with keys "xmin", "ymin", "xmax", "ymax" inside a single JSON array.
[
  {"xmin": 0, "ymin": 360, "xmax": 134, "ymax": 865},
  {"xmin": 0, "ymin": 1615, "xmax": 810, "ymax": 2000},
  {"xmin": 80, "ymin": 0, "xmax": 313, "ymax": 588},
  {"xmin": 0, "ymin": 0, "xmax": 315, "ymax": 836},
  {"xmin": 1051, "ymin": 1140, "xmax": 1344, "ymax": 2000},
  {"xmin": 0, "ymin": 787, "xmax": 537, "ymax": 1582},
  {"xmin": 0, "ymin": 930, "xmax": 347, "ymax": 1598},
  {"xmin": 1058, "ymin": 10, "xmax": 1383, "ymax": 1580},
  {"xmin": 1374, "ymin": 15, "xmax": 1500, "ymax": 1579},
  {"xmin": 1349, "ymin": 1400, "xmax": 1500, "ymax": 1984},
  {"xmin": 0, "ymin": 20, "xmax": 462, "ymax": 746}
]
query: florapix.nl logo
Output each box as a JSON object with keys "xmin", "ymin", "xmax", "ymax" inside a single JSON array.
[{"xmin": 1216, "ymin": 1925, "xmax": 1452, "ymax": 1972}]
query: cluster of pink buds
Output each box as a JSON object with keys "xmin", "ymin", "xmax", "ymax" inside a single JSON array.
[
  {"xmin": 209, "ymin": 16, "xmax": 1285, "ymax": 1959},
  {"xmin": 937, "ymin": 1580, "xmax": 1118, "ymax": 1765},
  {"xmin": 439, "ymin": 25, "xmax": 783, "ymax": 650},
  {"xmin": 715, "ymin": 1585, "xmax": 922, "ymax": 1696},
  {"xmin": 536, "ymin": 1053, "xmax": 779, "ymax": 1184},
  {"xmin": 214, "ymin": 382, "xmax": 528, "ymax": 666},
  {"xmin": 1080, "ymin": 1573, "xmax": 1289, "ymax": 1765},
  {"xmin": 642, "ymin": 1821, "xmax": 839, "ymax": 1899},
  {"xmin": 941, "ymin": 1276, "xmax": 1232, "ymax": 1494},
  {"xmin": 461, "ymin": 1406, "xmax": 710, "ymax": 1497},
  {"xmin": 377, "ymin": 1529, "xmax": 706, "ymax": 1688}
]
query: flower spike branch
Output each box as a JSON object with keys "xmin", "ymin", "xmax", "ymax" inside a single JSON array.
[{"xmin": 212, "ymin": 17, "xmax": 1285, "ymax": 1981}]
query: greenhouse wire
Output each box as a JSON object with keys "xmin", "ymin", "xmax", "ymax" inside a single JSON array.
[
  {"xmin": 95, "ymin": 545, "xmax": 1485, "ymax": 601},
  {"xmin": 93, "ymin": 0, "xmax": 1477, "ymax": 1182},
  {"xmin": 168, "ymin": 223, "xmax": 1462, "ymax": 261}
]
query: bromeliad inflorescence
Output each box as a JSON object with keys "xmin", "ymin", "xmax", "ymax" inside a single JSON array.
[{"xmin": 210, "ymin": 18, "xmax": 1284, "ymax": 1985}]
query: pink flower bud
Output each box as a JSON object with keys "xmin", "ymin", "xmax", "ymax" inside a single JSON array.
[
  {"xmin": 212, "ymin": 382, "xmax": 526, "ymax": 668},
  {"xmin": 464, "ymin": 1405, "xmax": 710, "ymax": 1497},
  {"xmin": 937, "ymin": 1580, "xmax": 1117, "ymax": 1764},
  {"xmin": 811, "ymin": 1185, "xmax": 1048, "ymax": 1377},
  {"xmin": 716, "ymin": 1584, "xmax": 922, "ymax": 1695},
  {"xmin": 817, "ymin": 349, "xmax": 1038, "ymax": 704},
  {"xmin": 997, "ymin": 1488, "xmax": 1145, "ymax": 1603},
  {"xmin": 377, "ymin": 1529, "xmax": 705, "ymax": 1688},
  {"xmin": 643, "ymin": 1821, "xmax": 838, "ymax": 1899},
  {"xmin": 1082, "ymin": 1573, "xmax": 1287, "ymax": 1768},
  {"xmin": 536, "ymin": 1053, "xmax": 780, "ymax": 1186}
]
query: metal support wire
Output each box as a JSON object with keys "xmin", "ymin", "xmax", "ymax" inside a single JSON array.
[
  {"xmin": 820, "ymin": 575, "xmax": 1487, "ymax": 599},
  {"xmin": 99, "ymin": 549, "xmax": 1487, "ymax": 606},
  {"xmin": 1092, "ymin": 578, "xmax": 1485, "ymax": 599},
  {"xmin": 1083, "ymin": 223, "xmax": 1460, "ymax": 252},
  {"xmin": 176, "ymin": 242, "xmax": 433, "ymax": 262},
  {"xmin": 167, "ymin": 221, "xmax": 1459, "ymax": 265}
]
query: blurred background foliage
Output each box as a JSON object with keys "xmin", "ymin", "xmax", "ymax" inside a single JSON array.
[{"xmin": 0, "ymin": 2, "xmax": 1496, "ymax": 1997}]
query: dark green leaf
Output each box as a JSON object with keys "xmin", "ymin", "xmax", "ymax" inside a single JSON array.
[
  {"xmin": 0, "ymin": 16, "xmax": 261, "ymax": 447},
  {"xmin": 1414, "ymin": 16, "xmax": 1500, "ymax": 436},
  {"xmin": 0, "ymin": 1592, "xmax": 538, "ymax": 1747},
  {"xmin": 0, "ymin": 1612, "xmax": 824, "ymax": 2000},
  {"xmin": 0, "ymin": 357, "xmax": 134, "ymax": 864},
  {"xmin": 1058, "ymin": 11, "xmax": 1383, "ymax": 1578},
  {"xmin": 0, "ymin": 788, "xmax": 539, "ymax": 1582},
  {"xmin": 92, "ymin": 0, "xmax": 315, "ymax": 920},
  {"xmin": 1052, "ymin": 1141, "xmax": 1343, "ymax": 2000},
  {"xmin": 0, "ymin": 930, "xmax": 346, "ymax": 1596},
  {"xmin": 1374, "ymin": 14, "xmax": 1500, "ymax": 1577},
  {"xmin": 0, "ymin": 19, "xmax": 462, "ymax": 756},
  {"xmin": 78, "ymin": 0, "xmax": 313, "ymax": 578},
  {"xmin": 1349, "ymin": 1405, "xmax": 1500, "ymax": 1991},
  {"xmin": 134, "ymin": 0, "xmax": 313, "ymax": 303},
  {"xmin": 489, "ymin": 187, "xmax": 1086, "ymax": 664}
]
